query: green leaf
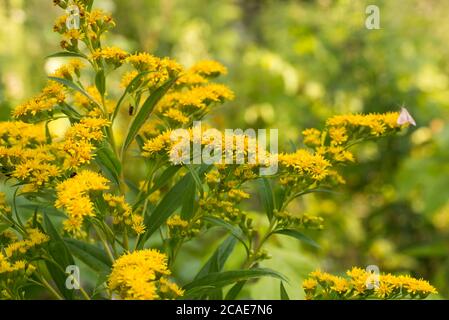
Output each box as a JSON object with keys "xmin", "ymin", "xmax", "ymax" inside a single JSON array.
[
  {"xmin": 48, "ymin": 77, "xmax": 100, "ymax": 107},
  {"xmin": 143, "ymin": 173, "xmax": 193, "ymax": 237},
  {"xmin": 122, "ymin": 77, "xmax": 177, "ymax": 154},
  {"xmin": 195, "ymin": 236, "xmax": 238, "ymax": 280},
  {"xmin": 148, "ymin": 165, "xmax": 181, "ymax": 194},
  {"xmin": 274, "ymin": 229, "xmax": 320, "ymax": 249},
  {"xmin": 203, "ymin": 216, "xmax": 249, "ymax": 254},
  {"xmin": 0, "ymin": 223, "xmax": 11, "ymax": 233},
  {"xmin": 291, "ymin": 188, "xmax": 339, "ymax": 199},
  {"xmin": 225, "ymin": 281, "xmax": 246, "ymax": 300},
  {"xmin": 185, "ymin": 164, "xmax": 204, "ymax": 195},
  {"xmin": 95, "ymin": 69, "xmax": 106, "ymax": 97},
  {"xmin": 132, "ymin": 165, "xmax": 181, "ymax": 210},
  {"xmin": 112, "ymin": 71, "xmax": 154, "ymax": 121},
  {"xmin": 181, "ymin": 286, "xmax": 216, "ymax": 299},
  {"xmin": 59, "ymin": 103, "xmax": 82, "ymax": 121},
  {"xmin": 280, "ymin": 282, "xmax": 290, "ymax": 300},
  {"xmin": 139, "ymin": 165, "xmax": 210, "ymax": 245},
  {"xmin": 180, "ymin": 182, "xmax": 196, "ymax": 220},
  {"xmin": 184, "ymin": 268, "xmax": 287, "ymax": 292},
  {"xmin": 86, "ymin": 0, "xmax": 94, "ymax": 11},
  {"xmin": 64, "ymin": 238, "xmax": 111, "ymax": 274},
  {"xmin": 19, "ymin": 204, "xmax": 66, "ymax": 218},
  {"xmin": 96, "ymin": 144, "xmax": 122, "ymax": 187},
  {"xmin": 258, "ymin": 178, "xmax": 275, "ymax": 221},
  {"xmin": 44, "ymin": 214, "xmax": 75, "ymax": 300},
  {"xmin": 46, "ymin": 52, "xmax": 88, "ymax": 60}
]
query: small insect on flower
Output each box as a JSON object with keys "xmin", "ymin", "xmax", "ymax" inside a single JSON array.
[
  {"xmin": 397, "ymin": 107, "xmax": 416, "ymax": 126},
  {"xmin": 128, "ymin": 105, "xmax": 134, "ymax": 116}
]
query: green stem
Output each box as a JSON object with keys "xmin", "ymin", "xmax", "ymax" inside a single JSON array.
[
  {"xmin": 93, "ymin": 224, "xmax": 115, "ymax": 263},
  {"xmin": 123, "ymin": 227, "xmax": 129, "ymax": 251},
  {"xmin": 39, "ymin": 276, "xmax": 64, "ymax": 300},
  {"xmin": 242, "ymin": 219, "xmax": 277, "ymax": 269}
]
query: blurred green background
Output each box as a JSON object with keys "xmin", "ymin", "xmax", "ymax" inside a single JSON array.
[{"xmin": 1, "ymin": 0, "xmax": 449, "ymax": 299}]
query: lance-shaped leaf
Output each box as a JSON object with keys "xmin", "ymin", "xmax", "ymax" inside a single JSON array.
[
  {"xmin": 203, "ymin": 216, "xmax": 249, "ymax": 254},
  {"xmin": 280, "ymin": 282, "xmax": 290, "ymax": 300},
  {"xmin": 46, "ymin": 52, "xmax": 88, "ymax": 60},
  {"xmin": 121, "ymin": 78, "xmax": 176, "ymax": 154},
  {"xmin": 64, "ymin": 238, "xmax": 112, "ymax": 274},
  {"xmin": 183, "ymin": 268, "xmax": 287, "ymax": 293},
  {"xmin": 274, "ymin": 229, "xmax": 320, "ymax": 249},
  {"xmin": 44, "ymin": 214, "xmax": 75, "ymax": 300},
  {"xmin": 95, "ymin": 143, "xmax": 122, "ymax": 187},
  {"xmin": 194, "ymin": 236, "xmax": 238, "ymax": 280},
  {"xmin": 49, "ymin": 76, "xmax": 100, "ymax": 107},
  {"xmin": 112, "ymin": 71, "xmax": 154, "ymax": 121},
  {"xmin": 258, "ymin": 178, "xmax": 276, "ymax": 221},
  {"xmin": 138, "ymin": 165, "xmax": 210, "ymax": 246}
]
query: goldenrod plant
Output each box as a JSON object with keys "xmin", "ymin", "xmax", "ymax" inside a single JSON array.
[
  {"xmin": 0, "ymin": 0, "xmax": 436, "ymax": 300},
  {"xmin": 303, "ymin": 268, "xmax": 437, "ymax": 300}
]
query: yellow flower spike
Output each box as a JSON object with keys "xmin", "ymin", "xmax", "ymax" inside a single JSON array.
[
  {"xmin": 92, "ymin": 47, "xmax": 129, "ymax": 68},
  {"xmin": 302, "ymin": 128, "xmax": 322, "ymax": 147},
  {"xmin": 108, "ymin": 249, "xmax": 182, "ymax": 300},
  {"xmin": 55, "ymin": 170, "xmax": 110, "ymax": 235},
  {"xmin": 189, "ymin": 60, "xmax": 228, "ymax": 77},
  {"xmin": 304, "ymin": 267, "xmax": 437, "ymax": 300}
]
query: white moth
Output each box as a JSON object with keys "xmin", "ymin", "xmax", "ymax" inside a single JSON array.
[{"xmin": 397, "ymin": 107, "xmax": 416, "ymax": 126}]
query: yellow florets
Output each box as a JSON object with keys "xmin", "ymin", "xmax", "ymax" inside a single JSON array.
[
  {"xmin": 103, "ymin": 193, "xmax": 146, "ymax": 235},
  {"xmin": 108, "ymin": 249, "xmax": 183, "ymax": 300},
  {"xmin": 303, "ymin": 267, "xmax": 438, "ymax": 300},
  {"xmin": 92, "ymin": 47, "xmax": 128, "ymax": 67},
  {"xmin": 189, "ymin": 60, "xmax": 228, "ymax": 77},
  {"xmin": 55, "ymin": 170, "xmax": 110, "ymax": 235}
]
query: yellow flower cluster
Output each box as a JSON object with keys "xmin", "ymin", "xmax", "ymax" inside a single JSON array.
[
  {"xmin": 0, "ymin": 254, "xmax": 26, "ymax": 275},
  {"xmin": 120, "ymin": 71, "xmax": 139, "ymax": 89},
  {"xmin": 166, "ymin": 215, "xmax": 189, "ymax": 229},
  {"xmin": 189, "ymin": 60, "xmax": 228, "ymax": 77},
  {"xmin": 0, "ymin": 121, "xmax": 46, "ymax": 146},
  {"xmin": 275, "ymin": 210, "xmax": 324, "ymax": 230},
  {"xmin": 141, "ymin": 130, "xmax": 173, "ymax": 157},
  {"xmin": 103, "ymin": 193, "xmax": 146, "ymax": 235},
  {"xmin": 53, "ymin": 3, "xmax": 115, "ymax": 51},
  {"xmin": 0, "ymin": 122, "xmax": 62, "ymax": 187},
  {"xmin": 11, "ymin": 147, "xmax": 61, "ymax": 186},
  {"xmin": 55, "ymin": 170, "xmax": 109, "ymax": 235},
  {"xmin": 108, "ymin": 249, "xmax": 183, "ymax": 300},
  {"xmin": 175, "ymin": 60, "xmax": 227, "ymax": 87},
  {"xmin": 125, "ymin": 53, "xmax": 183, "ymax": 88},
  {"xmin": 92, "ymin": 47, "xmax": 128, "ymax": 68},
  {"xmin": 4, "ymin": 228, "xmax": 49, "ymax": 258},
  {"xmin": 1, "ymin": 228, "xmax": 47, "ymax": 280},
  {"xmin": 142, "ymin": 126, "xmax": 265, "ymax": 168},
  {"xmin": 277, "ymin": 112, "xmax": 403, "ymax": 190},
  {"xmin": 158, "ymin": 84, "xmax": 234, "ymax": 114},
  {"xmin": 279, "ymin": 149, "xmax": 331, "ymax": 182},
  {"xmin": 12, "ymin": 81, "xmax": 66, "ymax": 119},
  {"xmin": 60, "ymin": 117, "xmax": 109, "ymax": 169},
  {"xmin": 51, "ymin": 60, "xmax": 84, "ymax": 80},
  {"xmin": 303, "ymin": 267, "xmax": 438, "ymax": 300},
  {"xmin": 326, "ymin": 112, "xmax": 400, "ymax": 136},
  {"xmin": 166, "ymin": 215, "xmax": 200, "ymax": 240},
  {"xmin": 163, "ymin": 108, "xmax": 190, "ymax": 124}
]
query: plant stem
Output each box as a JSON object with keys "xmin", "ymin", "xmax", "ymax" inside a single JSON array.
[
  {"xmin": 93, "ymin": 223, "xmax": 115, "ymax": 263},
  {"xmin": 242, "ymin": 219, "xmax": 277, "ymax": 269},
  {"xmin": 39, "ymin": 276, "xmax": 64, "ymax": 300},
  {"xmin": 123, "ymin": 228, "xmax": 129, "ymax": 251}
]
